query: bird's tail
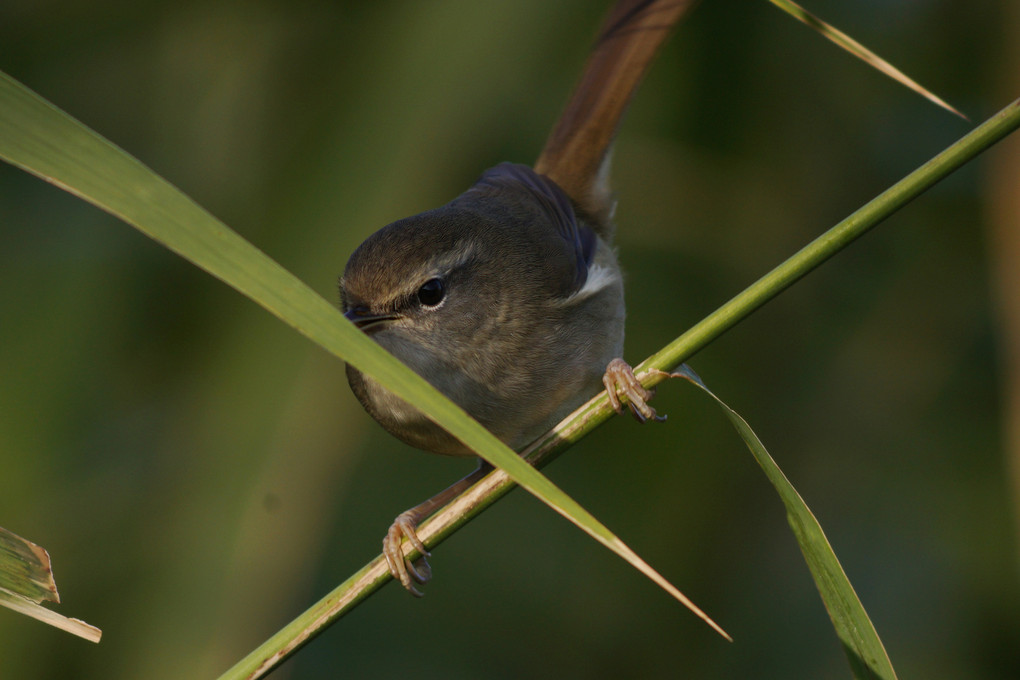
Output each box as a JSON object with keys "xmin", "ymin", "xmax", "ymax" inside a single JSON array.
[{"xmin": 534, "ymin": 0, "xmax": 695, "ymax": 229}]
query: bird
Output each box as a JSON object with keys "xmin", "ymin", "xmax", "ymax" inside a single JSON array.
[{"xmin": 341, "ymin": 0, "xmax": 693, "ymax": 595}]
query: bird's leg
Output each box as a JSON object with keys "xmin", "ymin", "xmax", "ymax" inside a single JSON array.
[
  {"xmin": 383, "ymin": 460, "xmax": 493, "ymax": 596},
  {"xmin": 602, "ymin": 357, "xmax": 671, "ymax": 423},
  {"xmin": 387, "ymin": 358, "xmax": 681, "ymax": 595}
]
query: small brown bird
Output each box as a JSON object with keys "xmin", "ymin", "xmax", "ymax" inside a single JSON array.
[{"xmin": 341, "ymin": 0, "xmax": 693, "ymax": 594}]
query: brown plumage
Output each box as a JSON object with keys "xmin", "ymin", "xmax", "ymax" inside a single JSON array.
[{"xmin": 342, "ymin": 0, "xmax": 695, "ymax": 595}]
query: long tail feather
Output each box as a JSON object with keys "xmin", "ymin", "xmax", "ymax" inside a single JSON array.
[{"xmin": 534, "ymin": 0, "xmax": 696, "ymax": 224}]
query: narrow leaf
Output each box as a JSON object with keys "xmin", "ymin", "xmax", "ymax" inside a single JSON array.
[
  {"xmin": 770, "ymin": 0, "xmax": 965, "ymax": 119},
  {"xmin": 224, "ymin": 95, "xmax": 1020, "ymax": 679},
  {"xmin": 675, "ymin": 366, "xmax": 896, "ymax": 680},
  {"xmin": 0, "ymin": 527, "xmax": 101, "ymax": 642},
  {"xmin": 0, "ymin": 70, "xmax": 722, "ymax": 632},
  {"xmin": 0, "ymin": 527, "xmax": 58, "ymax": 604},
  {"xmin": 0, "ymin": 588, "xmax": 102, "ymax": 643}
]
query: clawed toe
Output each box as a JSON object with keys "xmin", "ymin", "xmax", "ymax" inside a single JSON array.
[
  {"xmin": 383, "ymin": 511, "xmax": 432, "ymax": 597},
  {"xmin": 602, "ymin": 357, "xmax": 667, "ymax": 423},
  {"xmin": 381, "ymin": 463, "xmax": 491, "ymax": 597}
]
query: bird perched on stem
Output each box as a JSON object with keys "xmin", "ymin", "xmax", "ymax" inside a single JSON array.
[{"xmin": 341, "ymin": 0, "xmax": 695, "ymax": 595}]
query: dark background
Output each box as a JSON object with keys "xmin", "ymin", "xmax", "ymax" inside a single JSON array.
[{"xmin": 1, "ymin": 0, "xmax": 1018, "ymax": 677}]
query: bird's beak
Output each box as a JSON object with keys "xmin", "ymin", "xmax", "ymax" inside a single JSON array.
[{"xmin": 344, "ymin": 305, "xmax": 400, "ymax": 331}]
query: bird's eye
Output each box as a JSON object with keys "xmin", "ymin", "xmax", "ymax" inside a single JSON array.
[{"xmin": 416, "ymin": 278, "xmax": 446, "ymax": 307}]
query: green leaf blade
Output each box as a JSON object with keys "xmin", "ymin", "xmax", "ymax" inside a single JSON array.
[
  {"xmin": 0, "ymin": 527, "xmax": 57, "ymax": 604},
  {"xmin": 0, "ymin": 69, "xmax": 723, "ymax": 635},
  {"xmin": 0, "ymin": 527, "xmax": 101, "ymax": 643},
  {"xmin": 676, "ymin": 366, "xmax": 897, "ymax": 680}
]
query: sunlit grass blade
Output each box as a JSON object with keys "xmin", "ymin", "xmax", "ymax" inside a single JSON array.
[
  {"xmin": 0, "ymin": 527, "xmax": 102, "ymax": 643},
  {"xmin": 0, "ymin": 70, "xmax": 724, "ymax": 634},
  {"xmin": 674, "ymin": 366, "xmax": 896, "ymax": 680},
  {"xmin": 769, "ymin": 0, "xmax": 965, "ymax": 119}
]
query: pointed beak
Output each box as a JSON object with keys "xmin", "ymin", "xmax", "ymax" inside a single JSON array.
[{"xmin": 344, "ymin": 305, "xmax": 400, "ymax": 331}]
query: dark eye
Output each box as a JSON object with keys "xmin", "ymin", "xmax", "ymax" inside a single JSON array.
[{"xmin": 416, "ymin": 278, "xmax": 445, "ymax": 307}]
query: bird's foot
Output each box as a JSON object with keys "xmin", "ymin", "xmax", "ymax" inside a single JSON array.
[
  {"xmin": 383, "ymin": 510, "xmax": 432, "ymax": 597},
  {"xmin": 602, "ymin": 357, "xmax": 673, "ymax": 423},
  {"xmin": 382, "ymin": 463, "xmax": 491, "ymax": 596}
]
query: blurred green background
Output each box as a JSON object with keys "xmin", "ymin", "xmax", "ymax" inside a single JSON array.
[{"xmin": 2, "ymin": 0, "xmax": 1019, "ymax": 677}]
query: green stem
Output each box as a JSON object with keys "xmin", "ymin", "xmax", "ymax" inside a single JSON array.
[
  {"xmin": 640, "ymin": 96, "xmax": 1020, "ymax": 377},
  {"xmin": 218, "ymin": 96, "xmax": 1020, "ymax": 680}
]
